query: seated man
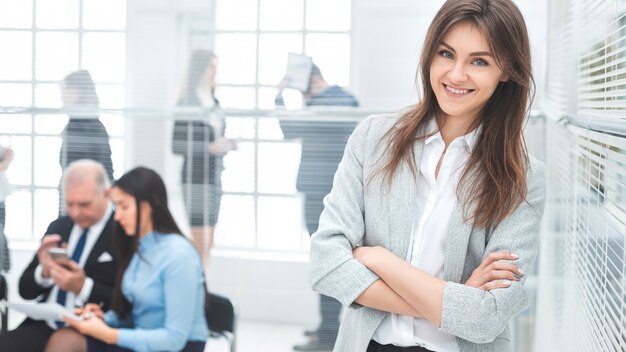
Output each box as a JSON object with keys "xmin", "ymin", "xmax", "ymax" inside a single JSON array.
[{"xmin": 0, "ymin": 159, "xmax": 118, "ymax": 352}]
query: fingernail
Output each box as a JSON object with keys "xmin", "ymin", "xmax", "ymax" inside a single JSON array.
[
  {"xmin": 502, "ymin": 280, "xmax": 511, "ymax": 286},
  {"xmin": 518, "ymin": 268, "xmax": 525, "ymax": 276},
  {"xmin": 510, "ymin": 253, "xmax": 519, "ymax": 259}
]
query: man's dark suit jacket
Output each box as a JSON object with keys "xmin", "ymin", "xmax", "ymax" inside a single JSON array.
[{"xmin": 19, "ymin": 215, "xmax": 118, "ymax": 310}]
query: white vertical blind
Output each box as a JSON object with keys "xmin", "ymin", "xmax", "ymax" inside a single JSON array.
[{"xmin": 536, "ymin": 0, "xmax": 626, "ymax": 350}]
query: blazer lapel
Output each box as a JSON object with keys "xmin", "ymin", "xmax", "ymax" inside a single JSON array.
[
  {"xmin": 444, "ymin": 171, "xmax": 477, "ymax": 283},
  {"xmin": 85, "ymin": 214, "xmax": 114, "ymax": 265},
  {"xmin": 387, "ymin": 141, "xmax": 423, "ymax": 258}
]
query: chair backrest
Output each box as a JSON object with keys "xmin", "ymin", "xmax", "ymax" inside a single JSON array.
[
  {"xmin": 205, "ymin": 293, "xmax": 235, "ymax": 335},
  {"xmin": 0, "ymin": 273, "xmax": 6, "ymax": 301},
  {"xmin": 0, "ymin": 273, "xmax": 7, "ymax": 333}
]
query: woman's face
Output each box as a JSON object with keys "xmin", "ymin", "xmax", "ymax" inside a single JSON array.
[
  {"xmin": 197, "ymin": 55, "xmax": 217, "ymax": 105},
  {"xmin": 111, "ymin": 187, "xmax": 153, "ymax": 237},
  {"xmin": 429, "ymin": 21, "xmax": 507, "ymax": 124}
]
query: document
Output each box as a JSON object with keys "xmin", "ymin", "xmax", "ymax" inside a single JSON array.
[
  {"xmin": 285, "ymin": 53, "xmax": 313, "ymax": 92},
  {"xmin": 0, "ymin": 301, "xmax": 82, "ymax": 321}
]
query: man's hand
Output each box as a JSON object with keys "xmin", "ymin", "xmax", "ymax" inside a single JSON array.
[
  {"xmin": 465, "ymin": 252, "xmax": 524, "ymax": 291},
  {"xmin": 36, "ymin": 234, "xmax": 62, "ymax": 278},
  {"xmin": 50, "ymin": 260, "xmax": 86, "ymax": 294}
]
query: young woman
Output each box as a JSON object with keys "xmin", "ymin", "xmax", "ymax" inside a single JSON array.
[
  {"xmin": 45, "ymin": 167, "xmax": 208, "ymax": 352},
  {"xmin": 309, "ymin": 1, "xmax": 545, "ymax": 352},
  {"xmin": 58, "ymin": 70, "xmax": 114, "ymax": 216},
  {"xmin": 171, "ymin": 50, "xmax": 236, "ymax": 264}
]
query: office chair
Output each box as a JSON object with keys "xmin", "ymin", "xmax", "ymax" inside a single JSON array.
[
  {"xmin": 0, "ymin": 273, "xmax": 7, "ymax": 333},
  {"xmin": 206, "ymin": 293, "xmax": 236, "ymax": 352}
]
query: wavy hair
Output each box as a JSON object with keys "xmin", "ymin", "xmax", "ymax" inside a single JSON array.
[{"xmin": 375, "ymin": 0, "xmax": 534, "ymax": 228}]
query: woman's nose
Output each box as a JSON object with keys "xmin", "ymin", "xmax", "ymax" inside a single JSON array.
[{"xmin": 448, "ymin": 61, "xmax": 468, "ymax": 83}]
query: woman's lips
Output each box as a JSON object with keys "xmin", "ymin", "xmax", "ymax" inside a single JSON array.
[{"xmin": 443, "ymin": 83, "xmax": 474, "ymax": 95}]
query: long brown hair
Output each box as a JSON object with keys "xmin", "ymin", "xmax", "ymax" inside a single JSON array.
[{"xmin": 376, "ymin": 0, "xmax": 534, "ymax": 228}]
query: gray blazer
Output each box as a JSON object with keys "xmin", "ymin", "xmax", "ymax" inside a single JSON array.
[{"xmin": 309, "ymin": 113, "xmax": 546, "ymax": 352}]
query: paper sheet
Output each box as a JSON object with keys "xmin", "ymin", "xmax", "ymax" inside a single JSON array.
[
  {"xmin": 285, "ymin": 53, "xmax": 313, "ymax": 92},
  {"xmin": 0, "ymin": 301, "xmax": 82, "ymax": 321}
]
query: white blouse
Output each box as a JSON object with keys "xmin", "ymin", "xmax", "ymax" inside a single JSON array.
[{"xmin": 372, "ymin": 119, "xmax": 481, "ymax": 352}]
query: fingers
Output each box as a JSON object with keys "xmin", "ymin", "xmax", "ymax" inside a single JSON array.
[
  {"xmin": 62, "ymin": 316, "xmax": 79, "ymax": 329},
  {"xmin": 40, "ymin": 234, "xmax": 62, "ymax": 247},
  {"xmin": 65, "ymin": 260, "xmax": 80, "ymax": 271},
  {"xmin": 84, "ymin": 303, "xmax": 103, "ymax": 314},
  {"xmin": 479, "ymin": 252, "xmax": 519, "ymax": 270},
  {"xmin": 487, "ymin": 261, "xmax": 525, "ymax": 277},
  {"xmin": 483, "ymin": 269, "xmax": 519, "ymax": 282},
  {"xmin": 480, "ymin": 279, "xmax": 514, "ymax": 291}
]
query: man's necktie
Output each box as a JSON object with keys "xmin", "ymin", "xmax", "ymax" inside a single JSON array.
[{"xmin": 55, "ymin": 227, "xmax": 89, "ymax": 328}]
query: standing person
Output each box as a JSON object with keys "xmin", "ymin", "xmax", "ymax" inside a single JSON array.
[
  {"xmin": 0, "ymin": 145, "xmax": 13, "ymax": 273},
  {"xmin": 309, "ymin": 1, "xmax": 545, "ymax": 352},
  {"xmin": 59, "ymin": 70, "xmax": 114, "ymax": 214},
  {"xmin": 0, "ymin": 160, "xmax": 118, "ymax": 352},
  {"xmin": 44, "ymin": 167, "xmax": 208, "ymax": 352},
  {"xmin": 276, "ymin": 63, "xmax": 359, "ymax": 351},
  {"xmin": 172, "ymin": 50, "xmax": 236, "ymax": 265}
]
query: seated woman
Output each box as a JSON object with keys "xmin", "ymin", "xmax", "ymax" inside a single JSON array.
[{"xmin": 45, "ymin": 167, "xmax": 208, "ymax": 352}]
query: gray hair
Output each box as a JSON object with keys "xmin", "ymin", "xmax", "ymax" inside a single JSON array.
[{"xmin": 62, "ymin": 159, "xmax": 111, "ymax": 195}]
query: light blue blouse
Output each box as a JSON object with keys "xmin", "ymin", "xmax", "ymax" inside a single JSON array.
[{"xmin": 104, "ymin": 232, "xmax": 208, "ymax": 352}]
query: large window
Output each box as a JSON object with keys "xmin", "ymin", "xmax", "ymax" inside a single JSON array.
[
  {"xmin": 196, "ymin": 0, "xmax": 356, "ymax": 252},
  {"xmin": 0, "ymin": 0, "xmax": 126, "ymax": 241},
  {"xmin": 213, "ymin": 0, "xmax": 352, "ymax": 109}
]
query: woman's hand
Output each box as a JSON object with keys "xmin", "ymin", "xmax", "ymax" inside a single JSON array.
[
  {"xmin": 465, "ymin": 252, "xmax": 524, "ymax": 291},
  {"xmin": 209, "ymin": 137, "xmax": 237, "ymax": 155},
  {"xmin": 74, "ymin": 303, "xmax": 104, "ymax": 320},
  {"xmin": 63, "ymin": 315, "xmax": 118, "ymax": 345}
]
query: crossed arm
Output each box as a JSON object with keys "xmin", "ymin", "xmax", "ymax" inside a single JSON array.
[{"xmin": 352, "ymin": 247, "xmax": 522, "ymax": 326}]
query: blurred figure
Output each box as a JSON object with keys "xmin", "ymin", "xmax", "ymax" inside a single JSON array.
[
  {"xmin": 45, "ymin": 167, "xmax": 208, "ymax": 352},
  {"xmin": 276, "ymin": 63, "xmax": 359, "ymax": 352},
  {"xmin": 59, "ymin": 70, "xmax": 114, "ymax": 215},
  {"xmin": 172, "ymin": 50, "xmax": 236, "ymax": 265},
  {"xmin": 0, "ymin": 145, "xmax": 13, "ymax": 273},
  {"xmin": 0, "ymin": 160, "xmax": 117, "ymax": 352},
  {"xmin": 275, "ymin": 63, "xmax": 359, "ymax": 108}
]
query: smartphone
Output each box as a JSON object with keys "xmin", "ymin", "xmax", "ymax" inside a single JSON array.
[{"xmin": 48, "ymin": 247, "xmax": 71, "ymax": 267}]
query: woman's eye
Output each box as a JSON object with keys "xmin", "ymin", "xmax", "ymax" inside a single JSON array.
[
  {"xmin": 439, "ymin": 50, "xmax": 453, "ymax": 59},
  {"xmin": 473, "ymin": 58, "xmax": 489, "ymax": 67}
]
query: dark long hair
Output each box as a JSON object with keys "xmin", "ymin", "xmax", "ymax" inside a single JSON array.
[
  {"xmin": 110, "ymin": 167, "xmax": 185, "ymax": 318},
  {"xmin": 374, "ymin": 0, "xmax": 534, "ymax": 228}
]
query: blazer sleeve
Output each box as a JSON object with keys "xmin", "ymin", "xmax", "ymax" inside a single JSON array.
[
  {"xmin": 308, "ymin": 116, "xmax": 380, "ymax": 306},
  {"xmin": 439, "ymin": 158, "xmax": 546, "ymax": 343},
  {"xmin": 19, "ymin": 219, "xmax": 67, "ymax": 300}
]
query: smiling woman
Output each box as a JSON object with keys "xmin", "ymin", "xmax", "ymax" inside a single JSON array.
[{"xmin": 307, "ymin": 1, "xmax": 544, "ymax": 352}]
